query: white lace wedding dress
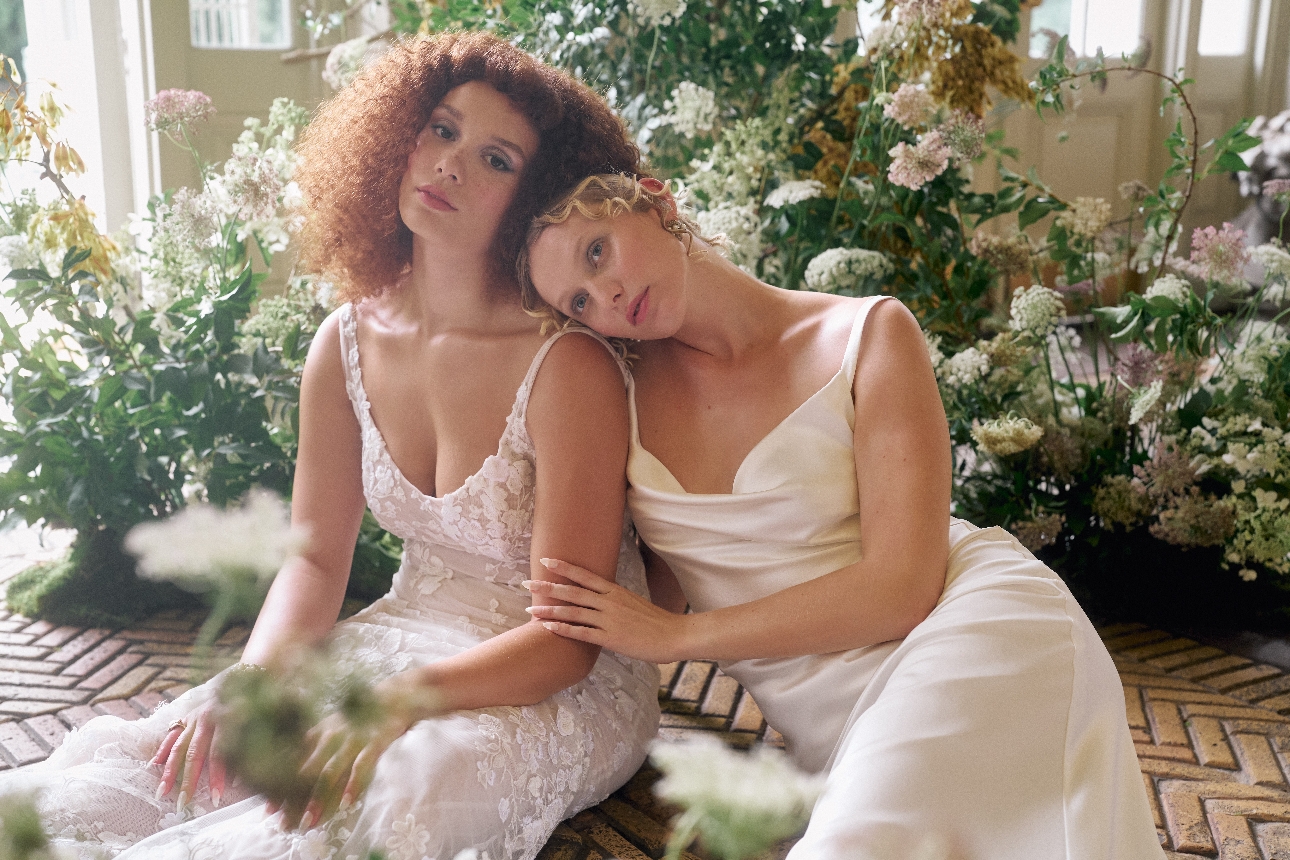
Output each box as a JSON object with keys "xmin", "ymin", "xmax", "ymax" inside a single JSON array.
[{"xmin": 0, "ymin": 306, "xmax": 661, "ymax": 860}]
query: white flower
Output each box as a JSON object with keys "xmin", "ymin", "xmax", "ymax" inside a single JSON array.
[
  {"xmin": 1008, "ymin": 285, "xmax": 1065, "ymax": 337},
  {"xmin": 971, "ymin": 415, "xmax": 1044, "ymax": 456},
  {"xmin": 942, "ymin": 347, "xmax": 990, "ymax": 387},
  {"xmin": 651, "ymin": 737, "xmax": 824, "ymax": 860},
  {"xmin": 662, "ymin": 82, "xmax": 718, "ymax": 140},
  {"xmin": 924, "ymin": 331, "xmax": 945, "ymax": 372},
  {"xmin": 687, "ymin": 117, "xmax": 783, "ymax": 206},
  {"xmin": 629, "ymin": 0, "xmax": 686, "ymax": 27},
  {"xmin": 385, "ymin": 812, "xmax": 431, "ymax": 860},
  {"xmin": 322, "ymin": 37, "xmax": 370, "ymax": 90},
  {"xmin": 764, "ymin": 180, "xmax": 825, "ymax": 209},
  {"xmin": 1144, "ymin": 273, "xmax": 1192, "ymax": 304},
  {"xmin": 695, "ymin": 202, "xmax": 761, "ymax": 272},
  {"xmin": 1128, "ymin": 379, "xmax": 1163, "ymax": 425},
  {"xmin": 124, "ymin": 489, "xmax": 307, "ymax": 592},
  {"xmin": 1056, "ymin": 197, "xmax": 1112, "ymax": 241},
  {"xmin": 803, "ymin": 247, "xmax": 893, "ymax": 293},
  {"xmin": 0, "ymin": 234, "xmax": 38, "ymax": 275},
  {"xmin": 1046, "ymin": 325, "xmax": 1081, "ymax": 366},
  {"xmin": 1252, "ymin": 243, "xmax": 1290, "ymax": 303}
]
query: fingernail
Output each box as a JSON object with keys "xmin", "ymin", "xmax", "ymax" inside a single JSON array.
[
  {"xmin": 520, "ymin": 580, "xmax": 534, "ymax": 590},
  {"xmin": 211, "ymin": 788, "xmax": 222, "ymax": 809},
  {"xmin": 155, "ymin": 782, "xmax": 168, "ymax": 802},
  {"xmin": 539, "ymin": 558, "xmax": 557, "ymax": 569},
  {"xmin": 524, "ymin": 606, "xmax": 535, "ymax": 614},
  {"xmin": 302, "ymin": 808, "xmax": 317, "ymax": 830},
  {"xmin": 176, "ymin": 790, "xmax": 188, "ymax": 812},
  {"xmin": 338, "ymin": 795, "xmax": 352, "ymax": 814},
  {"xmin": 542, "ymin": 622, "xmax": 558, "ymax": 631}
]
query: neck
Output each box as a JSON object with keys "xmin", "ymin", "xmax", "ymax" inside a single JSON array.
[
  {"xmin": 667, "ymin": 250, "xmax": 783, "ymax": 361},
  {"xmin": 399, "ymin": 235, "xmax": 523, "ymax": 329}
]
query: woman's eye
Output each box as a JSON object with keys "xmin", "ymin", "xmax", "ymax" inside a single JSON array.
[
  {"xmin": 571, "ymin": 294, "xmax": 589, "ymax": 315},
  {"xmin": 486, "ymin": 153, "xmax": 512, "ymax": 172},
  {"xmin": 588, "ymin": 241, "xmax": 603, "ymax": 264},
  {"xmin": 432, "ymin": 124, "xmax": 454, "ymax": 140}
]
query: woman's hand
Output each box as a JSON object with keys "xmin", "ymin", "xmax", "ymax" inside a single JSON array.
[
  {"xmin": 525, "ymin": 558, "xmax": 692, "ymax": 664},
  {"xmin": 151, "ymin": 700, "xmax": 229, "ymax": 811}
]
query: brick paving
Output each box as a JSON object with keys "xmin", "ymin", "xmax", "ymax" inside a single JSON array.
[{"xmin": 6, "ymin": 537, "xmax": 1290, "ymax": 856}]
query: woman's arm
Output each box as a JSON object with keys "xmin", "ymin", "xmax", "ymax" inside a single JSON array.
[
  {"xmin": 529, "ymin": 300, "xmax": 951, "ymax": 663},
  {"xmin": 155, "ymin": 310, "xmax": 368, "ymax": 807},
  {"xmin": 283, "ymin": 332, "xmax": 633, "ymax": 829}
]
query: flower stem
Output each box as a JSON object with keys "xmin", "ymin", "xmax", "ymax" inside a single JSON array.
[{"xmin": 643, "ymin": 26, "xmax": 661, "ymax": 97}]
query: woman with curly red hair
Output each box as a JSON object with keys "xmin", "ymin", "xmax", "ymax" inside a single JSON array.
[{"xmin": 3, "ymin": 34, "xmax": 659, "ymax": 860}]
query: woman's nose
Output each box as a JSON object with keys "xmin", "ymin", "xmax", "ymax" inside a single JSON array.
[
  {"xmin": 436, "ymin": 147, "xmax": 462, "ymax": 181},
  {"xmin": 592, "ymin": 279, "xmax": 624, "ymax": 306}
]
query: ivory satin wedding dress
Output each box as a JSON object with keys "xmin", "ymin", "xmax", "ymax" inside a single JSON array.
[
  {"xmin": 627, "ymin": 296, "xmax": 1164, "ymax": 859},
  {"xmin": 0, "ymin": 306, "xmax": 660, "ymax": 860}
]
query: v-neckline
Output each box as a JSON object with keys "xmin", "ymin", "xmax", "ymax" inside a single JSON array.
[
  {"xmin": 630, "ymin": 367, "xmax": 846, "ymax": 496},
  {"xmin": 345, "ymin": 307, "xmax": 535, "ymax": 503}
]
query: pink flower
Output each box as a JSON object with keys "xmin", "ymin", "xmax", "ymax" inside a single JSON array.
[
  {"xmin": 1189, "ymin": 222, "xmax": 1250, "ymax": 284},
  {"xmin": 883, "ymin": 84, "xmax": 937, "ymax": 130},
  {"xmin": 1263, "ymin": 178, "xmax": 1290, "ymax": 200},
  {"xmin": 887, "ymin": 131, "xmax": 951, "ymax": 191},
  {"xmin": 145, "ymin": 89, "xmax": 215, "ymax": 140}
]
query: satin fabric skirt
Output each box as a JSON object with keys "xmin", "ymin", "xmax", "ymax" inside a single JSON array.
[{"xmin": 788, "ymin": 522, "xmax": 1164, "ymax": 860}]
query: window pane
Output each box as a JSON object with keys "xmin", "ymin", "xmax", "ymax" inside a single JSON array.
[
  {"xmin": 1198, "ymin": 0, "xmax": 1251, "ymax": 56},
  {"xmin": 1029, "ymin": 0, "xmax": 1143, "ymax": 59},
  {"xmin": 189, "ymin": 0, "xmax": 291, "ymax": 50}
]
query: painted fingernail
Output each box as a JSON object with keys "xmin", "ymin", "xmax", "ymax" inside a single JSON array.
[
  {"xmin": 155, "ymin": 782, "xmax": 168, "ymax": 802},
  {"xmin": 176, "ymin": 790, "xmax": 188, "ymax": 812},
  {"xmin": 211, "ymin": 788, "xmax": 222, "ymax": 809},
  {"xmin": 539, "ymin": 558, "xmax": 557, "ymax": 569},
  {"xmin": 338, "ymin": 795, "xmax": 352, "ymax": 814},
  {"xmin": 302, "ymin": 808, "xmax": 318, "ymax": 830},
  {"xmin": 524, "ymin": 606, "xmax": 535, "ymax": 614},
  {"xmin": 520, "ymin": 580, "xmax": 534, "ymax": 590},
  {"xmin": 542, "ymin": 622, "xmax": 559, "ymax": 631}
]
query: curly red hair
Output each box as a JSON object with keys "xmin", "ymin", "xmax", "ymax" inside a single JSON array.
[{"xmin": 294, "ymin": 32, "xmax": 640, "ymax": 304}]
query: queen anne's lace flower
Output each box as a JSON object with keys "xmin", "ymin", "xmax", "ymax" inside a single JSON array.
[
  {"xmin": 1129, "ymin": 379, "xmax": 1164, "ymax": 425},
  {"xmin": 145, "ymin": 89, "xmax": 214, "ymax": 139},
  {"xmin": 124, "ymin": 490, "xmax": 306, "ymax": 591},
  {"xmin": 663, "ymin": 82, "xmax": 718, "ymax": 139},
  {"xmin": 696, "ymin": 203, "xmax": 761, "ymax": 272},
  {"xmin": 887, "ymin": 131, "xmax": 951, "ymax": 190},
  {"xmin": 1144, "ymin": 273, "xmax": 1192, "ymax": 304},
  {"xmin": 942, "ymin": 346, "xmax": 990, "ymax": 387},
  {"xmin": 1056, "ymin": 197, "xmax": 1112, "ymax": 241},
  {"xmin": 652, "ymin": 737, "xmax": 824, "ymax": 860},
  {"xmin": 1008, "ymin": 284, "xmax": 1065, "ymax": 337},
  {"xmin": 0, "ymin": 233, "xmax": 39, "ymax": 274},
  {"xmin": 764, "ymin": 180, "xmax": 825, "ymax": 209},
  {"xmin": 322, "ymin": 37, "xmax": 371, "ymax": 90},
  {"xmin": 971, "ymin": 415, "xmax": 1044, "ymax": 456},
  {"xmin": 629, "ymin": 0, "xmax": 687, "ymax": 27},
  {"xmin": 1252, "ymin": 243, "xmax": 1290, "ymax": 303},
  {"xmin": 1190, "ymin": 222, "xmax": 1250, "ymax": 284},
  {"xmin": 883, "ymin": 84, "xmax": 937, "ymax": 130},
  {"xmin": 924, "ymin": 331, "xmax": 945, "ymax": 373},
  {"xmin": 802, "ymin": 247, "xmax": 892, "ymax": 293}
]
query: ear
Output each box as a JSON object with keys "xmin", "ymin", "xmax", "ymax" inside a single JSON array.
[{"xmin": 638, "ymin": 176, "xmax": 678, "ymax": 220}]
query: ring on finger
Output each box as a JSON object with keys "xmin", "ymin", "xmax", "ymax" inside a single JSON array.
[{"xmin": 167, "ymin": 719, "xmax": 187, "ymax": 733}]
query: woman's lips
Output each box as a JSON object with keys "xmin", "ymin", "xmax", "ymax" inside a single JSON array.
[
  {"xmin": 417, "ymin": 186, "xmax": 457, "ymax": 211},
  {"xmin": 628, "ymin": 288, "xmax": 649, "ymax": 326}
]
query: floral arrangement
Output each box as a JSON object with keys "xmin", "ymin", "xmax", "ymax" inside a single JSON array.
[
  {"xmin": 372, "ymin": 1, "xmax": 1290, "ymax": 622},
  {"xmin": 0, "ymin": 61, "xmax": 357, "ymax": 625}
]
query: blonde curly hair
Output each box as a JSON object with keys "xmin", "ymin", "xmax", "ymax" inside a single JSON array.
[{"xmin": 516, "ymin": 174, "xmax": 721, "ymax": 330}]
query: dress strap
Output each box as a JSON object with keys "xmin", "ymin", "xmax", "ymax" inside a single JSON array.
[
  {"xmin": 509, "ymin": 325, "xmax": 630, "ymax": 449},
  {"xmin": 335, "ymin": 303, "xmax": 367, "ymax": 425},
  {"xmin": 841, "ymin": 295, "xmax": 893, "ymax": 386}
]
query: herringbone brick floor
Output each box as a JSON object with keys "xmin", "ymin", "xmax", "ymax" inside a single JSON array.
[{"xmin": 5, "ymin": 535, "xmax": 1290, "ymax": 857}]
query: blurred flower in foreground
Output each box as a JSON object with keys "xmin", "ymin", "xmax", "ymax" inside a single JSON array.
[
  {"xmin": 145, "ymin": 89, "xmax": 215, "ymax": 144},
  {"xmin": 629, "ymin": 0, "xmax": 687, "ymax": 27},
  {"xmin": 0, "ymin": 791, "xmax": 71, "ymax": 860},
  {"xmin": 764, "ymin": 180, "xmax": 825, "ymax": 209},
  {"xmin": 125, "ymin": 489, "xmax": 305, "ymax": 594},
  {"xmin": 651, "ymin": 736, "xmax": 823, "ymax": 860}
]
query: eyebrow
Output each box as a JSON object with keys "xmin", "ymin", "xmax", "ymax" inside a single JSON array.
[{"xmin": 433, "ymin": 103, "xmax": 531, "ymax": 162}]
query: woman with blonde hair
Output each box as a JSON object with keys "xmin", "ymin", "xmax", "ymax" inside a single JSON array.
[
  {"xmin": 0, "ymin": 37, "xmax": 659, "ymax": 860},
  {"xmin": 518, "ymin": 174, "xmax": 1165, "ymax": 859}
]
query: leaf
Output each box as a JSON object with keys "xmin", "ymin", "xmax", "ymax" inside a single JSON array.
[
  {"xmin": 1018, "ymin": 196, "xmax": 1060, "ymax": 230},
  {"xmin": 1213, "ymin": 150, "xmax": 1249, "ymax": 173}
]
